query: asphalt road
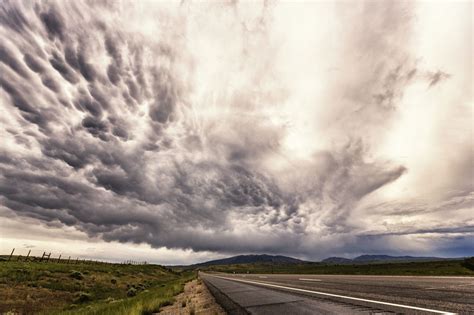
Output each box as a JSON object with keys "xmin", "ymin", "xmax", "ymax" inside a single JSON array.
[{"xmin": 201, "ymin": 273, "xmax": 474, "ymax": 314}]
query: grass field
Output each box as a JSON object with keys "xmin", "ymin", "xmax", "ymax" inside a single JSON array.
[
  {"xmin": 199, "ymin": 257, "xmax": 474, "ymax": 276},
  {"xmin": 0, "ymin": 258, "xmax": 196, "ymax": 314}
]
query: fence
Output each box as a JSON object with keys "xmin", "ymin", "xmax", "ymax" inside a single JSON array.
[{"xmin": 2, "ymin": 248, "xmax": 148, "ymax": 265}]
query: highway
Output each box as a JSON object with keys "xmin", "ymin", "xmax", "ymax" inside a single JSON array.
[{"xmin": 201, "ymin": 273, "xmax": 474, "ymax": 314}]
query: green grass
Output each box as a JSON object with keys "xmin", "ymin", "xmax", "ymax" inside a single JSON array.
[
  {"xmin": 200, "ymin": 257, "xmax": 474, "ymax": 276},
  {"xmin": 0, "ymin": 258, "xmax": 196, "ymax": 314},
  {"xmin": 55, "ymin": 274, "xmax": 194, "ymax": 315}
]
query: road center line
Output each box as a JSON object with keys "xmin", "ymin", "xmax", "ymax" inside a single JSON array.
[
  {"xmin": 209, "ymin": 274, "xmax": 456, "ymax": 315},
  {"xmin": 299, "ymin": 278, "xmax": 322, "ymax": 282}
]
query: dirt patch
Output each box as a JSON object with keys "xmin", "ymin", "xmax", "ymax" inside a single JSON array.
[{"xmin": 158, "ymin": 278, "xmax": 226, "ymax": 315}]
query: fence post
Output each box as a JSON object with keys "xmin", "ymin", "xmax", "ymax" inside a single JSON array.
[
  {"xmin": 40, "ymin": 252, "xmax": 45, "ymax": 262},
  {"xmin": 67, "ymin": 256, "xmax": 71, "ymax": 264},
  {"xmin": 46, "ymin": 252, "xmax": 51, "ymax": 263},
  {"xmin": 8, "ymin": 248, "xmax": 15, "ymax": 261},
  {"xmin": 57, "ymin": 254, "xmax": 61, "ymax": 263},
  {"xmin": 26, "ymin": 250, "xmax": 31, "ymax": 261}
]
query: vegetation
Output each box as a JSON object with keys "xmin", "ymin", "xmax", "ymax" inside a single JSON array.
[
  {"xmin": 2, "ymin": 255, "xmax": 471, "ymax": 313},
  {"xmin": 0, "ymin": 259, "xmax": 196, "ymax": 314},
  {"xmin": 462, "ymin": 257, "xmax": 474, "ymax": 271},
  {"xmin": 200, "ymin": 257, "xmax": 474, "ymax": 276}
]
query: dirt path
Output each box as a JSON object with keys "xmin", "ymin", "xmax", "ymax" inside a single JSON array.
[{"xmin": 157, "ymin": 278, "xmax": 226, "ymax": 315}]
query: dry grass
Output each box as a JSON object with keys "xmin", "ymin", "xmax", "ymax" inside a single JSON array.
[{"xmin": 0, "ymin": 260, "xmax": 195, "ymax": 314}]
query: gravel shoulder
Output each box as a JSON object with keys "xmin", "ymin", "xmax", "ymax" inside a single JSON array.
[{"xmin": 158, "ymin": 278, "xmax": 226, "ymax": 315}]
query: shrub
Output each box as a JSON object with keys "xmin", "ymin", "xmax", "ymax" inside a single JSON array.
[
  {"xmin": 110, "ymin": 278, "xmax": 117, "ymax": 284},
  {"xmin": 462, "ymin": 257, "xmax": 474, "ymax": 271},
  {"xmin": 70, "ymin": 271, "xmax": 84, "ymax": 280},
  {"xmin": 182, "ymin": 300, "xmax": 187, "ymax": 307},
  {"xmin": 127, "ymin": 287, "xmax": 137, "ymax": 297},
  {"xmin": 74, "ymin": 292, "xmax": 92, "ymax": 303}
]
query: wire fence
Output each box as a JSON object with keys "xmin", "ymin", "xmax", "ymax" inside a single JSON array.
[{"xmin": 1, "ymin": 248, "xmax": 148, "ymax": 265}]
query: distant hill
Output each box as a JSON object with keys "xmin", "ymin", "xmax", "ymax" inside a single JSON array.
[
  {"xmin": 176, "ymin": 254, "xmax": 450, "ymax": 269},
  {"xmin": 189, "ymin": 254, "xmax": 305, "ymax": 268},
  {"xmin": 321, "ymin": 257, "xmax": 353, "ymax": 264},
  {"xmin": 322, "ymin": 254, "xmax": 446, "ymax": 264}
]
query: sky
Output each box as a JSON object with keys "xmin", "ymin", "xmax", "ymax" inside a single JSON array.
[{"xmin": 0, "ymin": 0, "xmax": 472, "ymax": 265}]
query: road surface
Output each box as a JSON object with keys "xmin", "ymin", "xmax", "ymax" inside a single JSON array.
[{"xmin": 201, "ymin": 273, "xmax": 474, "ymax": 314}]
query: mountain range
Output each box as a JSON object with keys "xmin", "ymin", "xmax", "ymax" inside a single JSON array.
[
  {"xmin": 321, "ymin": 255, "xmax": 446, "ymax": 264},
  {"xmin": 188, "ymin": 254, "xmax": 305, "ymax": 268},
  {"xmin": 180, "ymin": 254, "xmax": 448, "ymax": 268}
]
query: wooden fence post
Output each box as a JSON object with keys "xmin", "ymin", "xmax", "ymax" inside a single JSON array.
[
  {"xmin": 67, "ymin": 256, "xmax": 71, "ymax": 264},
  {"xmin": 46, "ymin": 252, "xmax": 51, "ymax": 263},
  {"xmin": 8, "ymin": 248, "xmax": 15, "ymax": 261},
  {"xmin": 57, "ymin": 254, "xmax": 61, "ymax": 263},
  {"xmin": 40, "ymin": 252, "xmax": 45, "ymax": 262},
  {"xmin": 26, "ymin": 250, "xmax": 31, "ymax": 261}
]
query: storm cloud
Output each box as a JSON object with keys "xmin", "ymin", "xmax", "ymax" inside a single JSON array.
[{"xmin": 0, "ymin": 0, "xmax": 472, "ymax": 261}]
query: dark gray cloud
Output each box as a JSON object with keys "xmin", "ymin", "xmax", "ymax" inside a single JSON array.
[
  {"xmin": 0, "ymin": 0, "xmax": 471, "ymax": 260},
  {"xmin": 427, "ymin": 70, "xmax": 451, "ymax": 88}
]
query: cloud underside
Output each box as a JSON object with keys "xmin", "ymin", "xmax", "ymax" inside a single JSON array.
[{"xmin": 0, "ymin": 0, "xmax": 472, "ymax": 258}]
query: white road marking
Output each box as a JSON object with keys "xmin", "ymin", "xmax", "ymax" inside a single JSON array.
[
  {"xmin": 258, "ymin": 276, "xmax": 267, "ymax": 278},
  {"xmin": 208, "ymin": 274, "xmax": 457, "ymax": 315},
  {"xmin": 299, "ymin": 278, "xmax": 322, "ymax": 282}
]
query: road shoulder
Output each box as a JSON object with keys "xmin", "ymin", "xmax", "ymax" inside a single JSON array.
[{"xmin": 158, "ymin": 278, "xmax": 226, "ymax": 315}]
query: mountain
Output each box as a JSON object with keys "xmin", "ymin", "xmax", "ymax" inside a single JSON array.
[
  {"xmin": 190, "ymin": 254, "xmax": 305, "ymax": 267},
  {"xmin": 322, "ymin": 254, "xmax": 445, "ymax": 264},
  {"xmin": 354, "ymin": 255, "xmax": 442, "ymax": 262},
  {"xmin": 321, "ymin": 257, "xmax": 353, "ymax": 264}
]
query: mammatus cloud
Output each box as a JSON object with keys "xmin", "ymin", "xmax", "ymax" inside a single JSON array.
[{"xmin": 0, "ymin": 0, "xmax": 472, "ymax": 261}]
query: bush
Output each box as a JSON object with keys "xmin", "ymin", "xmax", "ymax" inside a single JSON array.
[
  {"xmin": 182, "ymin": 300, "xmax": 187, "ymax": 307},
  {"xmin": 110, "ymin": 278, "xmax": 117, "ymax": 284},
  {"xmin": 70, "ymin": 271, "xmax": 84, "ymax": 280},
  {"xmin": 462, "ymin": 257, "xmax": 474, "ymax": 271},
  {"xmin": 74, "ymin": 292, "xmax": 92, "ymax": 303},
  {"xmin": 127, "ymin": 287, "xmax": 137, "ymax": 297}
]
